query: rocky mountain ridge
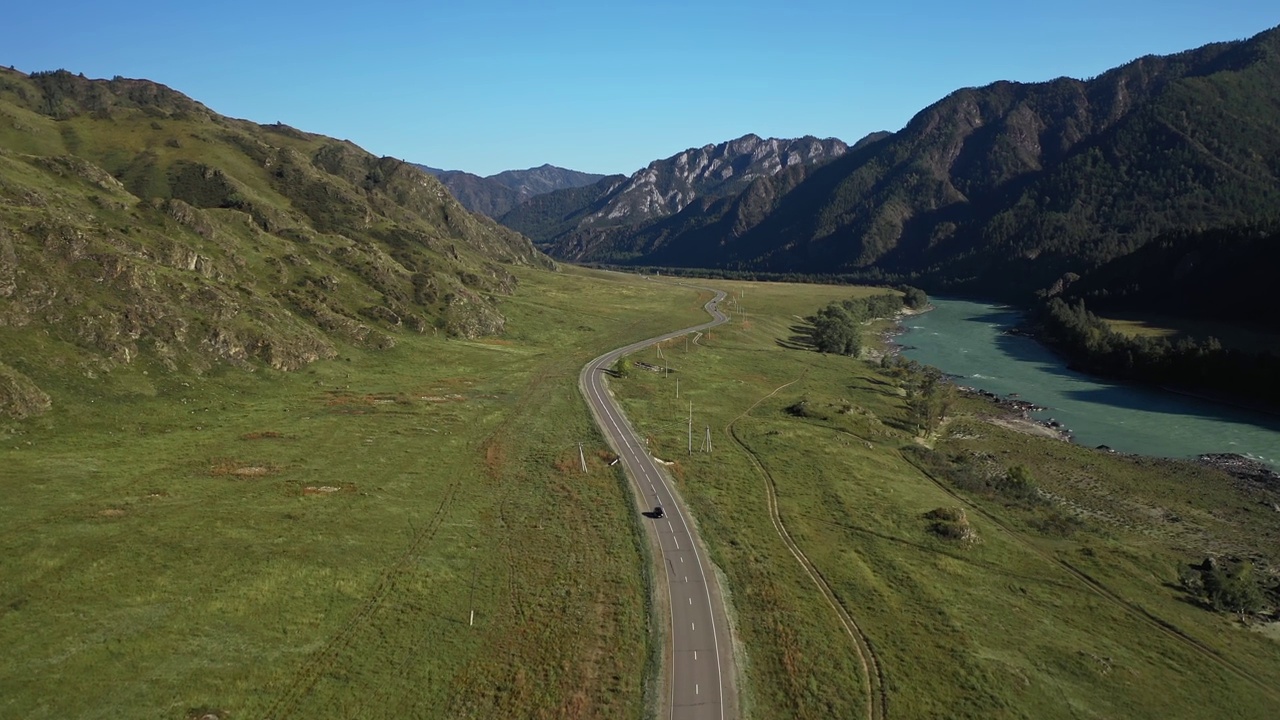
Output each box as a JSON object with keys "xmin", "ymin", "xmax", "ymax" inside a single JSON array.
[
  {"xmin": 531, "ymin": 26, "xmax": 1280, "ymax": 299},
  {"xmin": 500, "ymin": 133, "xmax": 849, "ymax": 259}
]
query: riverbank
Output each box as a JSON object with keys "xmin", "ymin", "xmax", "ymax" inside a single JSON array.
[
  {"xmin": 883, "ymin": 306, "xmax": 1074, "ymax": 443},
  {"xmin": 1197, "ymin": 453, "xmax": 1280, "ymax": 489},
  {"xmin": 958, "ymin": 385, "xmax": 1074, "ymax": 442},
  {"xmin": 898, "ymin": 298, "xmax": 1280, "ymax": 471},
  {"xmin": 876, "ymin": 304, "xmax": 933, "ymax": 357}
]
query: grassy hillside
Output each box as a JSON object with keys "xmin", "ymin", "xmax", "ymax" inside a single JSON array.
[
  {"xmin": 609, "ymin": 279, "xmax": 1280, "ymax": 719},
  {"xmin": 0, "ymin": 266, "xmax": 707, "ymax": 720},
  {"xmin": 0, "ymin": 68, "xmax": 550, "ymax": 420}
]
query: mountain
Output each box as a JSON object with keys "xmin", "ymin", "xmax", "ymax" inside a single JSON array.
[
  {"xmin": 0, "ymin": 68, "xmax": 551, "ymax": 419},
  {"xmin": 413, "ymin": 163, "xmax": 605, "ymax": 218},
  {"xmin": 500, "ymin": 133, "xmax": 850, "ymax": 261},
  {"xmin": 1023, "ymin": 221, "xmax": 1280, "ymax": 407},
  {"xmin": 489, "ymin": 164, "xmax": 607, "ymax": 198},
  {"xmin": 545, "ymin": 27, "xmax": 1280, "ymax": 299},
  {"xmin": 1052, "ymin": 222, "xmax": 1280, "ymax": 332}
]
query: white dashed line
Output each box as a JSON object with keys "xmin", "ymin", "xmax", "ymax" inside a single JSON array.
[{"xmin": 580, "ymin": 287, "xmax": 729, "ymax": 720}]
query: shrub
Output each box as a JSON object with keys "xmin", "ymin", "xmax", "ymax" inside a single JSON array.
[{"xmin": 925, "ymin": 506, "xmax": 978, "ymax": 545}]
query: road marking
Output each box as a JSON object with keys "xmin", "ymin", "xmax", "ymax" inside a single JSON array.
[
  {"xmin": 696, "ymin": 683, "xmax": 700, "ymax": 695},
  {"xmin": 689, "ymin": 597, "xmax": 692, "ymax": 605},
  {"xmin": 692, "ymin": 622, "xmax": 696, "ymax": 630},
  {"xmin": 694, "ymin": 650, "xmax": 697, "ymax": 660},
  {"xmin": 580, "ymin": 287, "xmax": 729, "ymax": 720},
  {"xmin": 674, "ymin": 538, "xmax": 679, "ymax": 549}
]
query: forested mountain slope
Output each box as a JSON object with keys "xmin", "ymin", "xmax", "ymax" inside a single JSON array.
[{"xmin": 545, "ymin": 27, "xmax": 1280, "ymax": 299}]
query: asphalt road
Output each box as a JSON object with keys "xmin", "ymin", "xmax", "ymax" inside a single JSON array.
[{"xmin": 579, "ymin": 283, "xmax": 736, "ymax": 720}]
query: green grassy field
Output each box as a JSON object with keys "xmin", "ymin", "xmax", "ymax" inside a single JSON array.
[
  {"xmin": 0, "ymin": 266, "xmax": 706, "ymax": 720},
  {"xmin": 1100, "ymin": 313, "xmax": 1280, "ymax": 353},
  {"xmin": 611, "ymin": 280, "xmax": 1280, "ymax": 719},
  {"xmin": 5, "ymin": 268, "xmax": 1279, "ymax": 720}
]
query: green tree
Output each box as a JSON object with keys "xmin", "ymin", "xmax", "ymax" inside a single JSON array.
[
  {"xmin": 901, "ymin": 285, "xmax": 929, "ymax": 310},
  {"xmin": 808, "ymin": 303, "xmax": 860, "ymax": 355},
  {"xmin": 1202, "ymin": 560, "xmax": 1266, "ymax": 614},
  {"xmin": 612, "ymin": 356, "xmax": 630, "ymax": 378},
  {"xmin": 905, "ymin": 366, "xmax": 953, "ymax": 435}
]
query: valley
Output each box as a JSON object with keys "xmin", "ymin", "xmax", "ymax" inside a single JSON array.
[
  {"xmin": 0, "ymin": 267, "xmax": 704, "ymax": 719},
  {"xmin": 607, "ymin": 280, "xmax": 1280, "ymax": 719},
  {"xmin": 2, "ymin": 14, "xmax": 1279, "ymax": 720},
  {"xmin": 10, "ymin": 266, "xmax": 1276, "ymax": 719}
]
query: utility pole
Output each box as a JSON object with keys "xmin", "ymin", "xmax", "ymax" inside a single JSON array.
[
  {"xmin": 578, "ymin": 442, "xmax": 587, "ymax": 473},
  {"xmin": 687, "ymin": 400, "xmax": 693, "ymax": 456},
  {"xmin": 468, "ymin": 563, "xmax": 477, "ymax": 626},
  {"xmin": 675, "ymin": 377, "xmax": 679, "ymax": 399},
  {"xmin": 705, "ymin": 426, "xmax": 712, "ymax": 453}
]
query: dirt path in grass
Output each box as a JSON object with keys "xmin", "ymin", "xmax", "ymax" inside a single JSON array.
[
  {"xmin": 261, "ymin": 478, "xmax": 462, "ymax": 720},
  {"xmin": 901, "ymin": 451, "xmax": 1280, "ymax": 705},
  {"xmin": 726, "ymin": 375, "xmax": 889, "ymax": 720}
]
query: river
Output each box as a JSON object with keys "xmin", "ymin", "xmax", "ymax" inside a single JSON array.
[{"xmin": 899, "ymin": 298, "xmax": 1280, "ymax": 471}]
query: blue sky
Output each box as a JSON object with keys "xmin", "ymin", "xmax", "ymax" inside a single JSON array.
[{"xmin": 2, "ymin": 2, "xmax": 1276, "ymax": 176}]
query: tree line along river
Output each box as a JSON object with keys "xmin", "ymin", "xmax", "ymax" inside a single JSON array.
[{"xmin": 899, "ymin": 298, "xmax": 1280, "ymax": 472}]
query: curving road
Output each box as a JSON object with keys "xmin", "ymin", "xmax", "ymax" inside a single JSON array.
[{"xmin": 579, "ymin": 284, "xmax": 736, "ymax": 720}]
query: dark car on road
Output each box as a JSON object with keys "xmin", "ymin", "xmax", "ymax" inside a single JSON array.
[{"xmin": 653, "ymin": 506, "xmax": 665, "ymax": 518}]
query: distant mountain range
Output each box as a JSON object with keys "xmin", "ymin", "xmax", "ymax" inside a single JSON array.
[
  {"xmin": 499, "ymin": 134, "xmax": 851, "ymax": 261},
  {"xmin": 413, "ymin": 163, "xmax": 605, "ymax": 218},
  {"xmin": 0, "ymin": 68, "xmax": 549, "ymax": 418},
  {"xmin": 517, "ymin": 26, "xmax": 1280, "ymax": 300}
]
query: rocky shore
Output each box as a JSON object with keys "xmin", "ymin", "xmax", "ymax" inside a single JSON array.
[
  {"xmin": 877, "ymin": 305, "xmax": 931, "ymax": 359},
  {"xmin": 959, "ymin": 386, "xmax": 1073, "ymax": 441},
  {"xmin": 1197, "ymin": 453, "xmax": 1280, "ymax": 488}
]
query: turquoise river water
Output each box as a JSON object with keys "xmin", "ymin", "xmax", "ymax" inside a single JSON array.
[{"xmin": 900, "ymin": 298, "xmax": 1280, "ymax": 470}]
